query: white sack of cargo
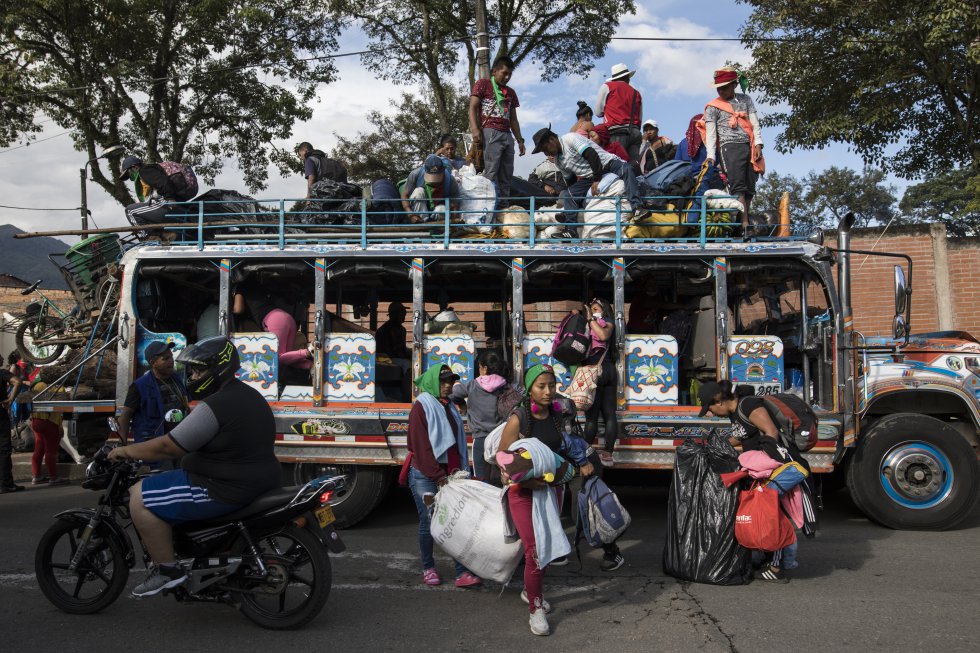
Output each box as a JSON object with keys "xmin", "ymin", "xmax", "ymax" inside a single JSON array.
[{"xmin": 582, "ymin": 173, "xmax": 631, "ymax": 240}]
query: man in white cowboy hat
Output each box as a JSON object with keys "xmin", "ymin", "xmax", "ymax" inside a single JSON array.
[{"xmin": 594, "ymin": 63, "xmax": 644, "ymax": 164}]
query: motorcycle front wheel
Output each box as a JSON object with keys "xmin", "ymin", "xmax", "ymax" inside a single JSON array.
[
  {"xmin": 233, "ymin": 524, "xmax": 332, "ymax": 630},
  {"xmin": 35, "ymin": 520, "xmax": 129, "ymax": 614}
]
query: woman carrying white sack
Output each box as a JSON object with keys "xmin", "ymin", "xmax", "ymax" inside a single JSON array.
[{"xmin": 497, "ymin": 364, "xmax": 593, "ymax": 636}]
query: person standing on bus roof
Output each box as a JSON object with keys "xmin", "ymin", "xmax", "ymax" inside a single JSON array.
[
  {"xmin": 703, "ymin": 66, "xmax": 765, "ymax": 233},
  {"xmin": 469, "ymin": 56, "xmax": 526, "ymax": 205},
  {"xmin": 594, "ymin": 63, "xmax": 643, "ymax": 164}
]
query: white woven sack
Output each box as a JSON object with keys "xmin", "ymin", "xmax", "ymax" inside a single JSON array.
[
  {"xmin": 582, "ymin": 174, "xmax": 630, "ymax": 240},
  {"xmin": 430, "ymin": 476, "xmax": 523, "ymax": 584}
]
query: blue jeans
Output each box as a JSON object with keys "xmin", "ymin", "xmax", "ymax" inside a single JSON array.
[
  {"xmin": 471, "ymin": 436, "xmax": 489, "ymax": 482},
  {"xmin": 603, "ymin": 158, "xmax": 644, "ymax": 210},
  {"xmin": 407, "ymin": 467, "xmax": 468, "ymax": 576}
]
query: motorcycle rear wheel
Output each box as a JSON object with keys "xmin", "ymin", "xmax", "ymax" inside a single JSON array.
[
  {"xmin": 35, "ymin": 520, "xmax": 129, "ymax": 614},
  {"xmin": 233, "ymin": 524, "xmax": 332, "ymax": 630},
  {"xmin": 15, "ymin": 318, "xmax": 66, "ymax": 365}
]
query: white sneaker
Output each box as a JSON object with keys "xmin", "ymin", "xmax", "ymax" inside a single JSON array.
[
  {"xmin": 521, "ymin": 589, "xmax": 551, "ymax": 613},
  {"xmin": 529, "ymin": 608, "xmax": 550, "ymax": 636}
]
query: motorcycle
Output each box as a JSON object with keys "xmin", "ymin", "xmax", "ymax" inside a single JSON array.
[{"xmin": 34, "ymin": 442, "xmax": 347, "ymax": 630}]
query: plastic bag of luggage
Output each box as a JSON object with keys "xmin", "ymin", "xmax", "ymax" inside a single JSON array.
[
  {"xmin": 305, "ymin": 179, "xmax": 364, "ymax": 225},
  {"xmin": 187, "ymin": 189, "xmax": 274, "ymax": 233},
  {"xmin": 662, "ymin": 432, "xmax": 752, "ymax": 585},
  {"xmin": 506, "ymin": 177, "xmax": 559, "ymax": 211},
  {"xmin": 457, "ymin": 172, "xmax": 496, "ymax": 234}
]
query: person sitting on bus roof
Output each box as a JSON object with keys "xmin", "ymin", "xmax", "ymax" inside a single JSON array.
[
  {"xmin": 569, "ymin": 100, "xmax": 594, "ymax": 136},
  {"xmin": 589, "ymin": 124, "xmax": 630, "ymax": 163},
  {"xmin": 638, "ymin": 120, "xmax": 676, "ymax": 175},
  {"xmin": 399, "ymin": 154, "xmax": 461, "ymax": 224},
  {"xmin": 674, "ymin": 113, "xmax": 723, "ymax": 191},
  {"xmin": 434, "ymin": 134, "xmax": 466, "ymax": 171},
  {"xmin": 530, "ymin": 126, "xmax": 649, "ymax": 233}
]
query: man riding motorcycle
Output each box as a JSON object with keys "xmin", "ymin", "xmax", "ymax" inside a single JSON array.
[{"xmin": 108, "ymin": 337, "xmax": 281, "ymax": 597}]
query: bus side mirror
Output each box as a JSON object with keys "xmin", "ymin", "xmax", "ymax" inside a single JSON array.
[
  {"xmin": 893, "ymin": 314, "xmax": 908, "ymax": 341},
  {"xmin": 893, "ymin": 265, "xmax": 907, "ymax": 316}
]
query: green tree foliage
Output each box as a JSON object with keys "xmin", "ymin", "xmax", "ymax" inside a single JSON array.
[
  {"xmin": 755, "ymin": 167, "xmax": 897, "ymax": 232},
  {"xmin": 0, "ymin": 0, "xmax": 340, "ymax": 205},
  {"xmin": 330, "ymin": 86, "xmax": 470, "ymax": 184},
  {"xmin": 740, "ymin": 0, "xmax": 980, "ymax": 178},
  {"xmin": 899, "ymin": 168, "xmax": 980, "ymax": 236},
  {"xmin": 331, "ymin": 0, "xmax": 636, "ymax": 129}
]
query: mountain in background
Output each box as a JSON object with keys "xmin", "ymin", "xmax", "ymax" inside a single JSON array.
[{"xmin": 0, "ymin": 224, "xmax": 72, "ymax": 290}]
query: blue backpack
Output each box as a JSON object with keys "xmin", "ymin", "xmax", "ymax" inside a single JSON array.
[
  {"xmin": 576, "ymin": 476, "xmax": 631, "ymax": 548},
  {"xmin": 641, "ymin": 160, "xmax": 692, "ymax": 193}
]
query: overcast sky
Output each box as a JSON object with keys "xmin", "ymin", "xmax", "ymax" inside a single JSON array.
[{"xmin": 0, "ymin": 0, "xmax": 877, "ymax": 246}]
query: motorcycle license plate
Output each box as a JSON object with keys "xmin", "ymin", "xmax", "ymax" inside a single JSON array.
[{"xmin": 314, "ymin": 505, "xmax": 336, "ymax": 528}]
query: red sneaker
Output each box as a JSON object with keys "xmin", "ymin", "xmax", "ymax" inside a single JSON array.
[{"xmin": 454, "ymin": 571, "xmax": 482, "ymax": 588}]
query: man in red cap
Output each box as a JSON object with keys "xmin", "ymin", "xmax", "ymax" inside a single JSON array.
[{"xmin": 703, "ymin": 66, "xmax": 764, "ymax": 234}]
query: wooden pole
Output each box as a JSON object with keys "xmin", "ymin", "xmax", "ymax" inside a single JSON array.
[
  {"xmin": 777, "ymin": 191, "xmax": 791, "ymax": 237},
  {"xmin": 13, "ymin": 220, "xmax": 248, "ymax": 239},
  {"xmin": 474, "ymin": 0, "xmax": 491, "ymax": 80}
]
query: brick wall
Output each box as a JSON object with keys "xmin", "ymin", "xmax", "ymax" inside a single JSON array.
[{"xmin": 827, "ymin": 224, "xmax": 980, "ymax": 338}]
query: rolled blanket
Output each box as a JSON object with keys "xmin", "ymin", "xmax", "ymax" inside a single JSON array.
[{"xmin": 496, "ymin": 447, "xmax": 575, "ymax": 485}]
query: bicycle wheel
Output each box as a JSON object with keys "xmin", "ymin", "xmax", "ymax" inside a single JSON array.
[{"xmin": 15, "ymin": 318, "xmax": 65, "ymax": 365}]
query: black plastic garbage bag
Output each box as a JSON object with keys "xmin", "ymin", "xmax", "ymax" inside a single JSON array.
[
  {"xmin": 304, "ymin": 179, "xmax": 364, "ymax": 225},
  {"xmin": 663, "ymin": 433, "xmax": 752, "ymax": 585}
]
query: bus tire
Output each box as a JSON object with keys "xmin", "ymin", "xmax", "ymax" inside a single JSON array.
[
  {"xmin": 292, "ymin": 463, "xmax": 392, "ymax": 529},
  {"xmin": 847, "ymin": 413, "xmax": 979, "ymax": 530}
]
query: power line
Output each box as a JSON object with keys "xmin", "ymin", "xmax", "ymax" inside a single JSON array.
[
  {"xmin": 0, "ymin": 204, "xmax": 79, "ymax": 211},
  {"xmin": 0, "ymin": 130, "xmax": 71, "ymax": 154}
]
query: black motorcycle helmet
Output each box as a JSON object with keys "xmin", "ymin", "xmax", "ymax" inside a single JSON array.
[{"xmin": 177, "ymin": 336, "xmax": 240, "ymax": 399}]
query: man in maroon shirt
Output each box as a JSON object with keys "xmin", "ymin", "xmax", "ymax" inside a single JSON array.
[{"xmin": 469, "ymin": 56, "xmax": 526, "ymax": 205}]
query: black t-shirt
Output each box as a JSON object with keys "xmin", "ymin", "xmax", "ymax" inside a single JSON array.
[
  {"xmin": 516, "ymin": 406, "xmax": 564, "ymax": 453},
  {"xmin": 0, "ymin": 369, "xmax": 13, "ymax": 420},
  {"xmin": 171, "ymin": 379, "xmax": 281, "ymax": 505}
]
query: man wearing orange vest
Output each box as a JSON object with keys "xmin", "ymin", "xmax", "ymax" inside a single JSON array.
[
  {"xmin": 594, "ymin": 63, "xmax": 643, "ymax": 164},
  {"xmin": 703, "ymin": 66, "xmax": 764, "ymax": 233}
]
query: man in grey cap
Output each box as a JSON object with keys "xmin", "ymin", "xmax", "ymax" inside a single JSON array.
[
  {"xmin": 114, "ymin": 341, "xmax": 189, "ymax": 456},
  {"xmin": 399, "ymin": 154, "xmax": 461, "ymax": 223}
]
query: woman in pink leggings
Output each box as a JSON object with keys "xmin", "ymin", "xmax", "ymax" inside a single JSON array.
[
  {"xmin": 233, "ymin": 282, "xmax": 311, "ymax": 370},
  {"xmin": 496, "ymin": 364, "xmax": 595, "ymax": 636},
  {"xmin": 30, "ymin": 391, "xmax": 68, "ymax": 486}
]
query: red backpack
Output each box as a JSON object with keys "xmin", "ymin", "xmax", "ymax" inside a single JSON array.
[
  {"xmin": 158, "ymin": 161, "xmax": 199, "ymax": 201},
  {"xmin": 737, "ymin": 393, "xmax": 818, "ymax": 452},
  {"xmin": 551, "ymin": 312, "xmax": 592, "ymax": 365}
]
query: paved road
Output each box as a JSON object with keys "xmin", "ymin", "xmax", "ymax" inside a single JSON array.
[{"xmin": 2, "ymin": 476, "xmax": 979, "ymax": 652}]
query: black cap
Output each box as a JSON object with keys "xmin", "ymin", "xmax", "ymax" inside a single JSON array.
[
  {"xmin": 145, "ymin": 340, "xmax": 176, "ymax": 359},
  {"xmin": 531, "ymin": 127, "xmax": 557, "ymax": 154},
  {"xmin": 119, "ymin": 155, "xmax": 143, "ymax": 179},
  {"xmin": 697, "ymin": 381, "xmax": 722, "ymax": 416},
  {"xmin": 439, "ymin": 367, "xmax": 460, "ymax": 382}
]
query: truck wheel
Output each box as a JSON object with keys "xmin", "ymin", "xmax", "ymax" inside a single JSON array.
[
  {"xmin": 848, "ymin": 414, "xmax": 979, "ymax": 530},
  {"xmin": 292, "ymin": 463, "xmax": 391, "ymax": 529}
]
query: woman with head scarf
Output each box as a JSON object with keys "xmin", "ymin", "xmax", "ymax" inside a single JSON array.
[
  {"xmin": 674, "ymin": 113, "xmax": 724, "ymax": 189},
  {"xmin": 589, "ymin": 124, "xmax": 630, "ymax": 162},
  {"xmin": 405, "ymin": 364, "xmax": 482, "ymax": 589}
]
